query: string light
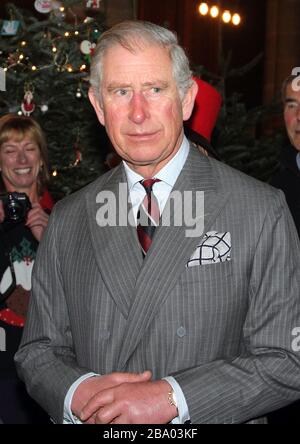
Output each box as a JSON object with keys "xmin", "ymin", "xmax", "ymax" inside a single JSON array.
[
  {"xmin": 31, "ymin": 65, "xmax": 37, "ymax": 71},
  {"xmin": 232, "ymin": 13, "xmax": 241, "ymax": 26},
  {"xmin": 64, "ymin": 32, "xmax": 70, "ymax": 37},
  {"xmin": 222, "ymin": 10, "xmax": 231, "ymax": 23},
  {"xmin": 210, "ymin": 6, "xmax": 219, "ymax": 18},
  {"xmin": 198, "ymin": 2, "xmax": 242, "ymax": 26},
  {"xmin": 21, "ymin": 41, "xmax": 27, "ymax": 47},
  {"xmin": 52, "ymin": 170, "xmax": 58, "ymax": 177},
  {"xmin": 52, "ymin": 46, "xmax": 57, "ymax": 53},
  {"xmin": 199, "ymin": 3, "xmax": 209, "ymax": 15},
  {"xmin": 74, "ymin": 31, "xmax": 79, "ymax": 36},
  {"xmin": 80, "ymin": 64, "xmax": 87, "ymax": 71}
]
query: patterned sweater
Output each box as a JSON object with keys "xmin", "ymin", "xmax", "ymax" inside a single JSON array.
[{"xmin": 0, "ymin": 190, "xmax": 53, "ymax": 376}]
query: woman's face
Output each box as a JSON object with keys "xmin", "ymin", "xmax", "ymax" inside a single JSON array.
[{"xmin": 0, "ymin": 136, "xmax": 42, "ymax": 194}]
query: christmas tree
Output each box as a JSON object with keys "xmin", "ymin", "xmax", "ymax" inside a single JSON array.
[{"xmin": 0, "ymin": 0, "xmax": 110, "ymax": 200}]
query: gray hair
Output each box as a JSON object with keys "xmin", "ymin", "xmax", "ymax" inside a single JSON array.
[
  {"xmin": 89, "ymin": 20, "xmax": 193, "ymax": 100},
  {"xmin": 281, "ymin": 74, "xmax": 300, "ymax": 103}
]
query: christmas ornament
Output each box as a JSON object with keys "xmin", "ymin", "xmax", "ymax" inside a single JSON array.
[
  {"xmin": 21, "ymin": 84, "xmax": 35, "ymax": 116},
  {"xmin": 34, "ymin": 0, "xmax": 52, "ymax": 14},
  {"xmin": 1, "ymin": 20, "xmax": 20, "ymax": 36},
  {"xmin": 40, "ymin": 104, "xmax": 49, "ymax": 113},
  {"xmin": 54, "ymin": 51, "xmax": 68, "ymax": 72},
  {"xmin": 80, "ymin": 40, "xmax": 95, "ymax": 55},
  {"xmin": 86, "ymin": 0, "xmax": 101, "ymax": 9},
  {"xmin": 80, "ymin": 40, "xmax": 96, "ymax": 64}
]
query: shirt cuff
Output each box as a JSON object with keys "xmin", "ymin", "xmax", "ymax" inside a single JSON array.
[
  {"xmin": 163, "ymin": 376, "xmax": 190, "ymax": 424},
  {"xmin": 63, "ymin": 372, "xmax": 100, "ymax": 424}
]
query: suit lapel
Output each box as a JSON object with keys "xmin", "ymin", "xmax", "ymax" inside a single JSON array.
[
  {"xmin": 86, "ymin": 165, "xmax": 143, "ymax": 318},
  {"xmin": 117, "ymin": 146, "xmax": 230, "ymax": 369}
]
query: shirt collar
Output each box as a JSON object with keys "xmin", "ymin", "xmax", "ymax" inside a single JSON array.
[{"xmin": 123, "ymin": 136, "xmax": 190, "ymax": 191}]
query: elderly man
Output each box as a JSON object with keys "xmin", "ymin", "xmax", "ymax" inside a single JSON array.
[
  {"xmin": 271, "ymin": 74, "xmax": 300, "ymax": 237},
  {"xmin": 268, "ymin": 74, "xmax": 300, "ymax": 424},
  {"xmin": 15, "ymin": 21, "xmax": 300, "ymax": 424}
]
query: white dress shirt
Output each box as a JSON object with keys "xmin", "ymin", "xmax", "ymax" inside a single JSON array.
[{"xmin": 64, "ymin": 136, "xmax": 191, "ymax": 424}]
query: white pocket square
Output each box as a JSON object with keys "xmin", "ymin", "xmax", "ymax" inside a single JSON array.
[{"xmin": 187, "ymin": 231, "xmax": 231, "ymax": 267}]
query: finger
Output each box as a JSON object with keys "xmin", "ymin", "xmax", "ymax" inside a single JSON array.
[
  {"xmin": 94, "ymin": 404, "xmax": 121, "ymax": 424},
  {"xmin": 113, "ymin": 370, "xmax": 152, "ymax": 384},
  {"xmin": 110, "ymin": 416, "xmax": 124, "ymax": 424},
  {"xmin": 26, "ymin": 218, "xmax": 48, "ymax": 229},
  {"xmin": 80, "ymin": 387, "xmax": 115, "ymax": 421},
  {"xmin": 26, "ymin": 213, "xmax": 49, "ymax": 227}
]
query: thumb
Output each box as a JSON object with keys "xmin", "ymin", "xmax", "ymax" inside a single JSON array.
[
  {"xmin": 139, "ymin": 370, "xmax": 152, "ymax": 381},
  {"xmin": 121, "ymin": 370, "xmax": 152, "ymax": 383}
]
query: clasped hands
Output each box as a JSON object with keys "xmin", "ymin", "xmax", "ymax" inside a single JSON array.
[{"xmin": 71, "ymin": 371, "xmax": 178, "ymax": 425}]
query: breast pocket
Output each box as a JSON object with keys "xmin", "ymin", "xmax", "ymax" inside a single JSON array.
[{"xmin": 180, "ymin": 260, "xmax": 233, "ymax": 284}]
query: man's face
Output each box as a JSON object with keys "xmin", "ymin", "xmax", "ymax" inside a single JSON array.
[
  {"xmin": 284, "ymin": 82, "xmax": 300, "ymax": 151},
  {"xmin": 89, "ymin": 43, "xmax": 197, "ymax": 176}
]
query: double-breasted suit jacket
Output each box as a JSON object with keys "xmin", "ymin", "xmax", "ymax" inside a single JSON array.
[{"xmin": 16, "ymin": 145, "xmax": 300, "ymax": 424}]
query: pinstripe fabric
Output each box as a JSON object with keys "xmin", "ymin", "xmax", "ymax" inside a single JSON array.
[{"xmin": 15, "ymin": 144, "xmax": 300, "ymax": 424}]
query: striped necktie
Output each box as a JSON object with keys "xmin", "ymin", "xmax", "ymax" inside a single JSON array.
[{"xmin": 137, "ymin": 179, "xmax": 161, "ymax": 256}]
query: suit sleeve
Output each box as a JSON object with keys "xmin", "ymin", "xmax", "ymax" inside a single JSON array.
[
  {"xmin": 172, "ymin": 190, "xmax": 300, "ymax": 423},
  {"xmin": 15, "ymin": 205, "xmax": 91, "ymax": 424}
]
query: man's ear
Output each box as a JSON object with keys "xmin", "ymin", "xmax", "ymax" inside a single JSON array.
[
  {"xmin": 182, "ymin": 79, "xmax": 198, "ymax": 122},
  {"xmin": 88, "ymin": 87, "xmax": 105, "ymax": 126}
]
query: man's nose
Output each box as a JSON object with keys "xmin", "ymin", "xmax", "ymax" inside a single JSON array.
[{"xmin": 128, "ymin": 92, "xmax": 150, "ymax": 124}]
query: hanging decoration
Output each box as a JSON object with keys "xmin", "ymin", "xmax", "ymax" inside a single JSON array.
[
  {"xmin": 86, "ymin": 0, "xmax": 101, "ymax": 9},
  {"xmin": 34, "ymin": 0, "xmax": 53, "ymax": 14},
  {"xmin": 1, "ymin": 20, "xmax": 20, "ymax": 36},
  {"xmin": 53, "ymin": 51, "xmax": 69, "ymax": 72},
  {"xmin": 80, "ymin": 40, "xmax": 96, "ymax": 64},
  {"xmin": 21, "ymin": 83, "xmax": 35, "ymax": 116}
]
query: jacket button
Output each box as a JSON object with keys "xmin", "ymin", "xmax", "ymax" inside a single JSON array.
[{"xmin": 177, "ymin": 326, "xmax": 186, "ymax": 338}]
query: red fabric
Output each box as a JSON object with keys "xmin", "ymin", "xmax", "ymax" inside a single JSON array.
[
  {"xmin": 186, "ymin": 77, "xmax": 222, "ymax": 142},
  {"xmin": 39, "ymin": 189, "xmax": 54, "ymax": 211}
]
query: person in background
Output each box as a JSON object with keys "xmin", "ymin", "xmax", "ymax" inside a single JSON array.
[
  {"xmin": 268, "ymin": 74, "xmax": 300, "ymax": 424},
  {"xmin": 271, "ymin": 74, "xmax": 300, "ymax": 237},
  {"xmin": 16, "ymin": 21, "xmax": 300, "ymax": 424},
  {"xmin": 0, "ymin": 114, "xmax": 53, "ymax": 424}
]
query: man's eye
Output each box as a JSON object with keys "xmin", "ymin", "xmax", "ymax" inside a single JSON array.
[
  {"xmin": 286, "ymin": 102, "xmax": 298, "ymax": 109},
  {"xmin": 152, "ymin": 87, "xmax": 161, "ymax": 93},
  {"xmin": 116, "ymin": 89, "xmax": 128, "ymax": 96}
]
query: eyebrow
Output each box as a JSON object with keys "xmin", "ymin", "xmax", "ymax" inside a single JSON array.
[
  {"xmin": 106, "ymin": 80, "xmax": 169, "ymax": 90},
  {"xmin": 285, "ymin": 98, "xmax": 299, "ymax": 104}
]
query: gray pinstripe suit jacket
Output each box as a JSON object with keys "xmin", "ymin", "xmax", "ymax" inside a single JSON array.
[{"xmin": 15, "ymin": 145, "xmax": 300, "ymax": 424}]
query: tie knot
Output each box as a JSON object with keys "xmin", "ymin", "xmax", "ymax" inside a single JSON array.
[{"xmin": 141, "ymin": 178, "xmax": 160, "ymax": 195}]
